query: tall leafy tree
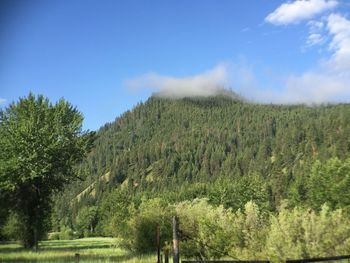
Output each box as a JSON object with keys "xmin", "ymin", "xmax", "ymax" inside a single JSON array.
[{"xmin": 0, "ymin": 93, "xmax": 95, "ymax": 249}]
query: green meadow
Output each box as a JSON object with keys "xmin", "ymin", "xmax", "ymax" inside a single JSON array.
[{"xmin": 0, "ymin": 237, "xmax": 156, "ymax": 262}]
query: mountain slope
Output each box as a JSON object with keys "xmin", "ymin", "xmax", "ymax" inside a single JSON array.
[{"xmin": 61, "ymin": 94, "xmax": 350, "ymax": 211}]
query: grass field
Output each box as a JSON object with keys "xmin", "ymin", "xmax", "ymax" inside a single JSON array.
[{"xmin": 0, "ymin": 237, "xmax": 157, "ymax": 262}]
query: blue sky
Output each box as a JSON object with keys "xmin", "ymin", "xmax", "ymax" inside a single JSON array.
[{"xmin": 1, "ymin": 0, "xmax": 350, "ymax": 130}]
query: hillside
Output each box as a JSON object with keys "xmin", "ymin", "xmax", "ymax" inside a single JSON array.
[
  {"xmin": 54, "ymin": 94, "xmax": 350, "ymax": 215},
  {"xmin": 47, "ymin": 93, "xmax": 350, "ymax": 258}
]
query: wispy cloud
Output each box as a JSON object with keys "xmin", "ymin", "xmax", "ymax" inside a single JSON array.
[
  {"xmin": 124, "ymin": 1, "xmax": 350, "ymax": 105},
  {"xmin": 262, "ymin": 2, "xmax": 350, "ymax": 104},
  {"xmin": 283, "ymin": 71, "xmax": 350, "ymax": 104},
  {"xmin": 306, "ymin": 33, "xmax": 325, "ymax": 46},
  {"xmin": 0, "ymin": 98, "xmax": 6, "ymax": 105},
  {"xmin": 308, "ymin": 20, "xmax": 325, "ymax": 31},
  {"xmin": 125, "ymin": 64, "xmax": 229, "ymax": 98},
  {"xmin": 326, "ymin": 13, "xmax": 350, "ymax": 71},
  {"xmin": 305, "ymin": 20, "xmax": 327, "ymax": 47},
  {"xmin": 265, "ymin": 0, "xmax": 338, "ymax": 25},
  {"xmin": 125, "ymin": 60, "xmax": 350, "ymax": 104},
  {"xmin": 230, "ymin": 63, "xmax": 350, "ymax": 104}
]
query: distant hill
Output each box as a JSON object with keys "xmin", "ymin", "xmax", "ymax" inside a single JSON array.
[{"xmin": 57, "ymin": 93, "xmax": 350, "ymax": 216}]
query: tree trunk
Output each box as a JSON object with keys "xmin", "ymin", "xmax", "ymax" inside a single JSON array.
[
  {"xmin": 34, "ymin": 226, "xmax": 38, "ymax": 251},
  {"xmin": 173, "ymin": 216, "xmax": 179, "ymax": 263},
  {"xmin": 22, "ymin": 185, "xmax": 41, "ymax": 250},
  {"xmin": 23, "ymin": 226, "xmax": 36, "ymax": 249}
]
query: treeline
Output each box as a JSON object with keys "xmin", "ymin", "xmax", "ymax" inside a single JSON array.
[
  {"xmin": 96, "ymin": 195, "xmax": 350, "ymax": 262},
  {"xmin": 95, "ymin": 158, "xmax": 350, "ymax": 261},
  {"xmin": 49, "ymin": 156, "xmax": 350, "ymax": 260},
  {"xmin": 57, "ymin": 95, "xmax": 350, "ymax": 252},
  {"xmin": 66, "ymin": 95, "xmax": 350, "ymax": 206},
  {"xmin": 3, "ymin": 94, "xmax": 350, "ymax": 260}
]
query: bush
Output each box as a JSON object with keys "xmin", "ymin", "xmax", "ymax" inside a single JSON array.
[
  {"xmin": 59, "ymin": 226, "xmax": 75, "ymax": 240},
  {"xmin": 96, "ymin": 189, "xmax": 133, "ymax": 238},
  {"xmin": 266, "ymin": 203, "xmax": 350, "ymax": 262},
  {"xmin": 126, "ymin": 198, "xmax": 174, "ymax": 252},
  {"xmin": 47, "ymin": 232, "xmax": 60, "ymax": 240},
  {"xmin": 176, "ymin": 198, "xmax": 235, "ymax": 260},
  {"xmin": 1, "ymin": 213, "xmax": 22, "ymax": 241},
  {"xmin": 230, "ymin": 201, "xmax": 267, "ymax": 259},
  {"xmin": 75, "ymin": 206, "xmax": 98, "ymax": 238}
]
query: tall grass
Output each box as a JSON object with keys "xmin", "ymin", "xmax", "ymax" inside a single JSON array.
[{"xmin": 0, "ymin": 237, "xmax": 157, "ymax": 262}]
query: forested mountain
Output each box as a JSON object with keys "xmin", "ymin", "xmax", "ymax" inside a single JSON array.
[
  {"xmin": 68, "ymin": 93, "xmax": 349, "ymax": 203},
  {"xmin": 46, "ymin": 92, "xmax": 350, "ymax": 259}
]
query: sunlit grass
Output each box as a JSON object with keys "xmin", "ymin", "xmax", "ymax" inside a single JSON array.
[{"xmin": 0, "ymin": 237, "xmax": 157, "ymax": 262}]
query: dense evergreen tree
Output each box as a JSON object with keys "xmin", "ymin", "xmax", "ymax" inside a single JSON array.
[{"xmin": 62, "ymin": 94, "xmax": 350, "ymax": 208}]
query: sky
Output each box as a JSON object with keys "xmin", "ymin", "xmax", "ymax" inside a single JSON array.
[{"xmin": 1, "ymin": 0, "xmax": 350, "ymax": 130}]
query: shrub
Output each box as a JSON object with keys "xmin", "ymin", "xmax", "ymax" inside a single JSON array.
[
  {"xmin": 1, "ymin": 212, "xmax": 22, "ymax": 241},
  {"xmin": 176, "ymin": 198, "xmax": 235, "ymax": 260},
  {"xmin": 230, "ymin": 201, "xmax": 268, "ymax": 259},
  {"xmin": 266, "ymin": 203, "xmax": 350, "ymax": 262},
  {"xmin": 126, "ymin": 198, "xmax": 174, "ymax": 252},
  {"xmin": 75, "ymin": 206, "xmax": 98, "ymax": 238},
  {"xmin": 59, "ymin": 226, "xmax": 75, "ymax": 240},
  {"xmin": 47, "ymin": 232, "xmax": 60, "ymax": 240}
]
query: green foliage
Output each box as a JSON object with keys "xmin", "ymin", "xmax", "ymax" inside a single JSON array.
[
  {"xmin": 169, "ymin": 199, "xmax": 266, "ymax": 260},
  {"xmin": 75, "ymin": 206, "xmax": 98, "ymax": 237},
  {"xmin": 266, "ymin": 203, "xmax": 350, "ymax": 262},
  {"xmin": 307, "ymin": 158, "xmax": 350, "ymax": 210},
  {"xmin": 97, "ymin": 189, "xmax": 133, "ymax": 238},
  {"xmin": 0, "ymin": 237, "xmax": 158, "ymax": 262},
  {"xmin": 209, "ymin": 174, "xmax": 270, "ymax": 211},
  {"xmin": 176, "ymin": 198, "xmax": 234, "ymax": 259},
  {"xmin": 59, "ymin": 95, "xmax": 350, "ymax": 220},
  {"xmin": 175, "ymin": 199, "xmax": 350, "ymax": 261},
  {"xmin": 126, "ymin": 198, "xmax": 174, "ymax": 253},
  {"xmin": 47, "ymin": 232, "xmax": 60, "ymax": 240},
  {"xmin": 49, "ymin": 94, "xmax": 350, "ymax": 259},
  {"xmin": 58, "ymin": 226, "xmax": 75, "ymax": 240},
  {"xmin": 1, "ymin": 212, "xmax": 22, "ymax": 241},
  {"xmin": 232, "ymin": 201, "xmax": 267, "ymax": 259},
  {"xmin": 266, "ymin": 203, "xmax": 306, "ymax": 261},
  {"xmin": 0, "ymin": 93, "xmax": 95, "ymax": 248}
]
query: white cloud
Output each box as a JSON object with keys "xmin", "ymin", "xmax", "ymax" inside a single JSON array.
[
  {"xmin": 308, "ymin": 20, "xmax": 325, "ymax": 31},
  {"xmin": 126, "ymin": 10, "xmax": 350, "ymax": 104},
  {"xmin": 305, "ymin": 19, "xmax": 326, "ymax": 47},
  {"xmin": 306, "ymin": 33, "xmax": 325, "ymax": 46},
  {"xmin": 326, "ymin": 13, "xmax": 350, "ymax": 71},
  {"xmin": 125, "ymin": 59, "xmax": 350, "ymax": 104},
  {"xmin": 264, "ymin": 14, "xmax": 350, "ymax": 104},
  {"xmin": 0, "ymin": 98, "xmax": 6, "ymax": 105},
  {"xmin": 282, "ymin": 71, "xmax": 350, "ymax": 103},
  {"xmin": 262, "ymin": 3, "xmax": 350, "ymax": 104},
  {"xmin": 125, "ymin": 64, "xmax": 229, "ymax": 98},
  {"xmin": 231, "ymin": 65, "xmax": 350, "ymax": 105},
  {"xmin": 266, "ymin": 0, "xmax": 338, "ymax": 25}
]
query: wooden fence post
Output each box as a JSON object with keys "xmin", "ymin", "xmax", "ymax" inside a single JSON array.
[
  {"xmin": 173, "ymin": 216, "xmax": 179, "ymax": 263},
  {"xmin": 75, "ymin": 253, "xmax": 80, "ymax": 263},
  {"xmin": 157, "ymin": 224, "xmax": 161, "ymax": 263}
]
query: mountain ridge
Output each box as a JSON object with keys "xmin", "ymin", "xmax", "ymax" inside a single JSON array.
[{"xmin": 57, "ymin": 93, "xmax": 350, "ymax": 213}]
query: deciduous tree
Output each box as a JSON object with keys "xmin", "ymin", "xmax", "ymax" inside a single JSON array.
[{"xmin": 0, "ymin": 94, "xmax": 95, "ymax": 249}]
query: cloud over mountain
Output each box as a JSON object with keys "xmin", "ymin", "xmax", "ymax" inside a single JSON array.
[
  {"xmin": 125, "ymin": 64, "xmax": 229, "ymax": 98},
  {"xmin": 125, "ymin": 0, "xmax": 350, "ymax": 105}
]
